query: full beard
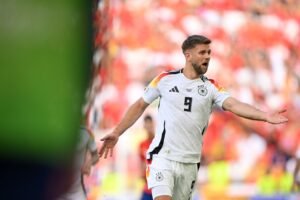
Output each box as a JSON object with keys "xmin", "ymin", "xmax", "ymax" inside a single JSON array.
[{"xmin": 192, "ymin": 63, "xmax": 207, "ymax": 75}]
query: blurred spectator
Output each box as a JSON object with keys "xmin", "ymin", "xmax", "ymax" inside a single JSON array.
[
  {"xmin": 138, "ymin": 115, "xmax": 155, "ymax": 200},
  {"xmin": 293, "ymin": 146, "xmax": 300, "ymax": 192},
  {"xmin": 57, "ymin": 127, "xmax": 99, "ymax": 200}
]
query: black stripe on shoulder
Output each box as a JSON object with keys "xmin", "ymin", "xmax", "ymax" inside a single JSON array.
[{"xmin": 168, "ymin": 69, "xmax": 181, "ymax": 75}]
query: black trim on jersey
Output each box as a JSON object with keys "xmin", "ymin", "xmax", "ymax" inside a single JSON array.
[
  {"xmin": 200, "ymin": 75, "xmax": 208, "ymax": 82},
  {"xmin": 178, "ymin": 68, "xmax": 208, "ymax": 82},
  {"xmin": 168, "ymin": 69, "xmax": 181, "ymax": 74},
  {"xmin": 157, "ymin": 96, "xmax": 161, "ymax": 110},
  {"xmin": 148, "ymin": 121, "xmax": 166, "ymax": 161},
  {"xmin": 201, "ymin": 126, "xmax": 207, "ymax": 136},
  {"xmin": 197, "ymin": 162, "xmax": 200, "ymax": 170},
  {"xmin": 190, "ymin": 180, "xmax": 196, "ymax": 189}
]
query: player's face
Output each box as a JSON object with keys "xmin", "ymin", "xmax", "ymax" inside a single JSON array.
[{"xmin": 186, "ymin": 44, "xmax": 211, "ymax": 75}]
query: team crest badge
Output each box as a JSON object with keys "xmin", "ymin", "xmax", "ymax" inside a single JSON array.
[
  {"xmin": 155, "ymin": 172, "xmax": 164, "ymax": 182},
  {"xmin": 198, "ymin": 85, "xmax": 208, "ymax": 96}
]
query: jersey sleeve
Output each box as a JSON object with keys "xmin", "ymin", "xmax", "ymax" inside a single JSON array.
[
  {"xmin": 209, "ymin": 79, "xmax": 230, "ymax": 109},
  {"xmin": 142, "ymin": 72, "xmax": 168, "ymax": 104}
]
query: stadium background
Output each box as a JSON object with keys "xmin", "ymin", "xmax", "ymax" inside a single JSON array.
[{"xmin": 85, "ymin": 0, "xmax": 300, "ymax": 199}]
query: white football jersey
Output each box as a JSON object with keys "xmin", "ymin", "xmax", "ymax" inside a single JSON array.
[{"xmin": 143, "ymin": 69, "xmax": 230, "ymax": 163}]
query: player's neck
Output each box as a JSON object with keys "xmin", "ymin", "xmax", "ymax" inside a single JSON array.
[{"xmin": 183, "ymin": 66, "xmax": 200, "ymax": 80}]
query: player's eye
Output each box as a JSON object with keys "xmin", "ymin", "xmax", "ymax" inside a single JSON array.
[{"xmin": 199, "ymin": 50, "xmax": 211, "ymax": 55}]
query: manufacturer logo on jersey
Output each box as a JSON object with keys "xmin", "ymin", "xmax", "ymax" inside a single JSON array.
[
  {"xmin": 169, "ymin": 86, "xmax": 179, "ymax": 93},
  {"xmin": 198, "ymin": 85, "xmax": 207, "ymax": 96},
  {"xmin": 155, "ymin": 172, "xmax": 164, "ymax": 182}
]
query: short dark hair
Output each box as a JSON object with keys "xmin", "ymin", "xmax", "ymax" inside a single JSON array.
[
  {"xmin": 181, "ymin": 35, "xmax": 211, "ymax": 53},
  {"xmin": 144, "ymin": 114, "xmax": 153, "ymax": 122}
]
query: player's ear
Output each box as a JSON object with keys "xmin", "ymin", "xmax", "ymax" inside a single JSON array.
[{"xmin": 184, "ymin": 50, "xmax": 191, "ymax": 61}]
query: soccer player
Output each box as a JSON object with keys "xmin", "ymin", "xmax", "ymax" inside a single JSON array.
[
  {"xmin": 99, "ymin": 35, "xmax": 288, "ymax": 200},
  {"xmin": 139, "ymin": 115, "xmax": 155, "ymax": 200}
]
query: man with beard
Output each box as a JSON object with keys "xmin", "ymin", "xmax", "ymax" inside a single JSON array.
[{"xmin": 99, "ymin": 35, "xmax": 288, "ymax": 200}]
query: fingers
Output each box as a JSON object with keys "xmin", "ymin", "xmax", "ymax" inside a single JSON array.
[
  {"xmin": 98, "ymin": 145, "xmax": 106, "ymax": 158},
  {"xmin": 267, "ymin": 108, "xmax": 288, "ymax": 124},
  {"xmin": 101, "ymin": 147, "xmax": 113, "ymax": 159},
  {"xmin": 276, "ymin": 119, "xmax": 288, "ymax": 124},
  {"xmin": 99, "ymin": 133, "xmax": 118, "ymax": 159},
  {"xmin": 110, "ymin": 148, "xmax": 113, "ymax": 157},
  {"xmin": 104, "ymin": 147, "xmax": 109, "ymax": 159},
  {"xmin": 269, "ymin": 116, "xmax": 288, "ymax": 124},
  {"xmin": 99, "ymin": 143, "xmax": 114, "ymax": 159},
  {"xmin": 277, "ymin": 108, "xmax": 287, "ymax": 114},
  {"xmin": 99, "ymin": 136, "xmax": 110, "ymax": 158},
  {"xmin": 280, "ymin": 117, "xmax": 288, "ymax": 123},
  {"xmin": 276, "ymin": 110, "xmax": 288, "ymax": 123}
]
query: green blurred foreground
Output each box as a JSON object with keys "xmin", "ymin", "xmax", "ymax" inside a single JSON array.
[{"xmin": 0, "ymin": 0, "xmax": 91, "ymax": 164}]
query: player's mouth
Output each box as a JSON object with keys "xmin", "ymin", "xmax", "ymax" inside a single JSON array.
[{"xmin": 202, "ymin": 62, "xmax": 209, "ymax": 67}]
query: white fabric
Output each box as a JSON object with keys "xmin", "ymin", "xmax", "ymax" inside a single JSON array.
[
  {"xmin": 143, "ymin": 69, "xmax": 230, "ymax": 163},
  {"xmin": 147, "ymin": 156, "xmax": 198, "ymax": 200},
  {"xmin": 151, "ymin": 185, "xmax": 172, "ymax": 199}
]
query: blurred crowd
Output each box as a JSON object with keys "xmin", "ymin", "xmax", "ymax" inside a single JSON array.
[{"xmin": 86, "ymin": 0, "xmax": 300, "ymax": 199}]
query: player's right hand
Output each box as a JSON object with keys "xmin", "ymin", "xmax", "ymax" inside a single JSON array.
[{"xmin": 99, "ymin": 132, "xmax": 119, "ymax": 159}]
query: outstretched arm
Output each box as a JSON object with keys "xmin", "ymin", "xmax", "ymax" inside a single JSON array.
[
  {"xmin": 222, "ymin": 97, "xmax": 288, "ymax": 124},
  {"xmin": 99, "ymin": 98, "xmax": 149, "ymax": 158}
]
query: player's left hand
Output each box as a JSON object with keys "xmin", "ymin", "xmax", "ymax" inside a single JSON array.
[{"xmin": 266, "ymin": 109, "xmax": 288, "ymax": 124}]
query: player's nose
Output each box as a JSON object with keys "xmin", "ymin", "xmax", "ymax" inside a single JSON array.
[{"xmin": 204, "ymin": 53, "xmax": 210, "ymax": 59}]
